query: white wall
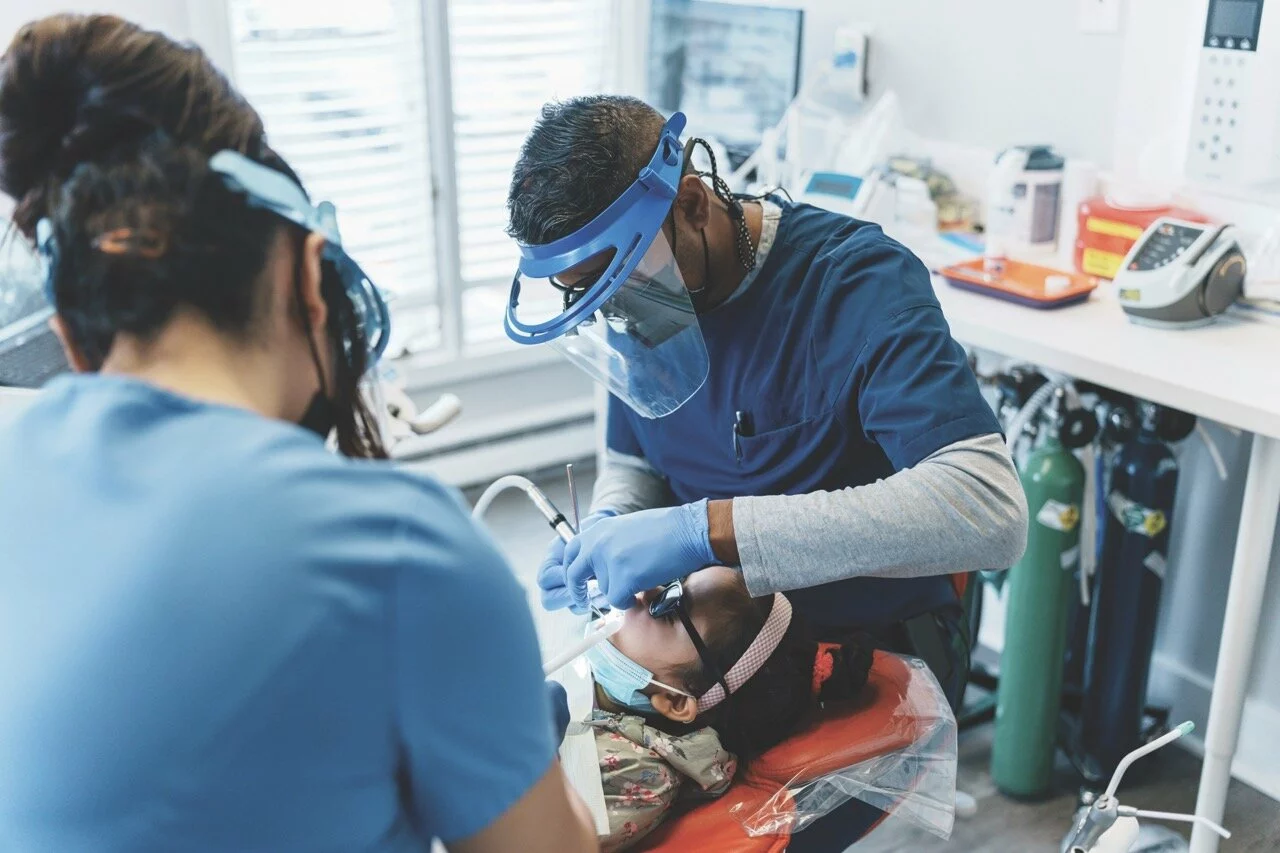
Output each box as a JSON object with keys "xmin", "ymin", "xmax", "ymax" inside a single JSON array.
[{"xmin": 787, "ymin": 0, "xmax": 1128, "ymax": 166}]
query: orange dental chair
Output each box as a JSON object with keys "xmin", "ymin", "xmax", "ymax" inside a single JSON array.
[{"xmin": 640, "ymin": 651, "xmax": 951, "ymax": 851}]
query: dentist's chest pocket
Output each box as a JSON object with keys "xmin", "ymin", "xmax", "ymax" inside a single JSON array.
[{"xmin": 734, "ymin": 409, "xmax": 846, "ymax": 493}]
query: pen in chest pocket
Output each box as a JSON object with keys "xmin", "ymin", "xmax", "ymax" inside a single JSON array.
[{"xmin": 733, "ymin": 410, "xmax": 754, "ymax": 462}]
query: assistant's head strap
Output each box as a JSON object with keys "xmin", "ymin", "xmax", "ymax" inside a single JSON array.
[{"xmin": 696, "ymin": 593, "xmax": 792, "ymax": 713}]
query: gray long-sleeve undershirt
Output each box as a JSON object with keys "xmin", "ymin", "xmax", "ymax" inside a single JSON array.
[{"xmin": 588, "ymin": 432, "xmax": 1028, "ymax": 598}]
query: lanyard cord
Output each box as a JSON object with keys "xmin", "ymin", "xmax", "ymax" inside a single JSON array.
[{"xmin": 686, "ymin": 137, "xmax": 757, "ymax": 273}]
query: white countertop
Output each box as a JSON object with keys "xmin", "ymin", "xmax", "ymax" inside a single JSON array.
[{"xmin": 932, "ymin": 278, "xmax": 1280, "ymax": 440}]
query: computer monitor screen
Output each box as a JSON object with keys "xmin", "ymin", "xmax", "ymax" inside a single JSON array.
[{"xmin": 647, "ymin": 0, "xmax": 803, "ymax": 168}]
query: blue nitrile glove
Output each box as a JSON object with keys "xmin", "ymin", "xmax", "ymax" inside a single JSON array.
[
  {"xmin": 536, "ymin": 510, "xmax": 617, "ymax": 613},
  {"xmin": 546, "ymin": 680, "xmax": 571, "ymax": 745},
  {"xmin": 563, "ymin": 500, "xmax": 715, "ymax": 611}
]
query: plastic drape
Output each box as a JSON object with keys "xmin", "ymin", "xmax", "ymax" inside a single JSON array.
[{"xmin": 728, "ymin": 654, "xmax": 958, "ymax": 841}]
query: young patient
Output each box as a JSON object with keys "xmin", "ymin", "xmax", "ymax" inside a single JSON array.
[{"xmin": 583, "ymin": 566, "xmax": 872, "ymax": 851}]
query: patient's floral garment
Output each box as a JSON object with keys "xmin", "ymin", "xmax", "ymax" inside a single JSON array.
[{"xmin": 587, "ymin": 710, "xmax": 737, "ymax": 852}]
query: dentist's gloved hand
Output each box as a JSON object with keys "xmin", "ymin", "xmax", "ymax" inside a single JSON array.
[
  {"xmin": 564, "ymin": 500, "xmax": 715, "ymax": 611},
  {"xmin": 536, "ymin": 510, "xmax": 617, "ymax": 612}
]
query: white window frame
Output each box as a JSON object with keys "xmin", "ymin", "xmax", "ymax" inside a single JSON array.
[{"xmin": 190, "ymin": 0, "xmax": 634, "ymax": 391}]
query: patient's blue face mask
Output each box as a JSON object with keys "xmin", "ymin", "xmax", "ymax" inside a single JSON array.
[{"xmin": 585, "ymin": 635, "xmax": 692, "ymax": 714}]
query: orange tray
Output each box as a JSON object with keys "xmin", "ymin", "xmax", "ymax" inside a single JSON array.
[{"xmin": 941, "ymin": 257, "xmax": 1099, "ymax": 309}]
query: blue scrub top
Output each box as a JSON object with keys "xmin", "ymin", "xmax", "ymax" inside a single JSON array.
[
  {"xmin": 0, "ymin": 375, "xmax": 556, "ymax": 852},
  {"xmin": 609, "ymin": 202, "xmax": 1002, "ymax": 630}
]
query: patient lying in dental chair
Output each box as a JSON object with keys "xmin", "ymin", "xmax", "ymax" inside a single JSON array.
[{"xmin": 583, "ymin": 566, "xmax": 872, "ymax": 851}]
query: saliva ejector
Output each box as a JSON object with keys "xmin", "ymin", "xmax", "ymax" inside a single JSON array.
[{"xmin": 1062, "ymin": 722, "xmax": 1230, "ymax": 852}]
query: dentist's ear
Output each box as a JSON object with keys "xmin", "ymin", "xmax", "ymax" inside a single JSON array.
[{"xmin": 651, "ymin": 690, "xmax": 699, "ymax": 724}]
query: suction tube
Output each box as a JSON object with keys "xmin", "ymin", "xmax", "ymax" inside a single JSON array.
[{"xmin": 472, "ymin": 475, "xmax": 576, "ymax": 543}]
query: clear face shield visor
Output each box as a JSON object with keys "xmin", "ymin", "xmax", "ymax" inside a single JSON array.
[
  {"xmin": 505, "ymin": 112, "xmax": 708, "ymax": 419},
  {"xmin": 509, "ymin": 229, "xmax": 708, "ymax": 419}
]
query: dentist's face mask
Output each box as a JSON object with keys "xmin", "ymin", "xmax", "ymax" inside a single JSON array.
[{"xmin": 584, "ymin": 634, "xmax": 693, "ymax": 714}]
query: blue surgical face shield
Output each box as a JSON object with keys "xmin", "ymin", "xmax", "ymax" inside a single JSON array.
[
  {"xmin": 35, "ymin": 151, "xmax": 391, "ymax": 366},
  {"xmin": 505, "ymin": 113, "xmax": 710, "ymax": 419}
]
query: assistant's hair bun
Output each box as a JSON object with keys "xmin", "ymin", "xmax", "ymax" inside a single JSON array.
[
  {"xmin": 0, "ymin": 14, "xmax": 100, "ymax": 208},
  {"xmin": 0, "ymin": 14, "xmax": 264, "ymax": 235}
]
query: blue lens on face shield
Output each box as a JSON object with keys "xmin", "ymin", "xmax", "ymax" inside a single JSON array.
[{"xmin": 584, "ymin": 634, "xmax": 693, "ymax": 714}]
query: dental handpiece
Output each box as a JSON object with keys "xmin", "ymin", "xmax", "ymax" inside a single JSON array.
[{"xmin": 523, "ymin": 474, "xmax": 609, "ymax": 612}]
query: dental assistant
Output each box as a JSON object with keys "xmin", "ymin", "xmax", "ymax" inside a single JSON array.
[
  {"xmin": 0, "ymin": 15, "xmax": 596, "ymax": 853},
  {"xmin": 505, "ymin": 96, "xmax": 1029, "ymax": 703}
]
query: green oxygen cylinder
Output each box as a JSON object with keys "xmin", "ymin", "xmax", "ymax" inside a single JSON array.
[{"xmin": 992, "ymin": 390, "xmax": 1087, "ymax": 798}]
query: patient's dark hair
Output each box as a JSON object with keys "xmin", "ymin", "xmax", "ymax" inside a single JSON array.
[
  {"xmin": 671, "ymin": 574, "xmax": 874, "ymax": 764},
  {"xmin": 506, "ymin": 95, "xmax": 668, "ymax": 246},
  {"xmin": 0, "ymin": 14, "xmax": 384, "ymax": 457}
]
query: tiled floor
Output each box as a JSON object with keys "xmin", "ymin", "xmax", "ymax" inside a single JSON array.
[{"xmin": 467, "ymin": 468, "xmax": 1280, "ymax": 852}]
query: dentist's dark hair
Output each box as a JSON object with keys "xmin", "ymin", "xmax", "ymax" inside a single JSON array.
[
  {"xmin": 0, "ymin": 13, "xmax": 384, "ymax": 457},
  {"xmin": 507, "ymin": 95, "xmax": 668, "ymax": 246}
]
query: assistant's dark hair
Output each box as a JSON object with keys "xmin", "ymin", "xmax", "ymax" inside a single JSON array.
[
  {"xmin": 0, "ymin": 14, "xmax": 384, "ymax": 457},
  {"xmin": 671, "ymin": 575, "xmax": 874, "ymax": 764},
  {"xmin": 506, "ymin": 95, "xmax": 668, "ymax": 246}
]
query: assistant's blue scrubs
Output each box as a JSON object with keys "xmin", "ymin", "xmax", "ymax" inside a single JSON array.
[
  {"xmin": 0, "ymin": 375, "xmax": 556, "ymax": 852},
  {"xmin": 609, "ymin": 201, "xmax": 1002, "ymax": 631}
]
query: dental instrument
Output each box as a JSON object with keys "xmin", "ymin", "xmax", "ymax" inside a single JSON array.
[
  {"xmin": 473, "ymin": 468, "xmax": 611, "ymax": 614},
  {"xmin": 566, "ymin": 463, "xmax": 581, "ymax": 533},
  {"xmin": 1062, "ymin": 722, "xmax": 1232, "ymax": 852}
]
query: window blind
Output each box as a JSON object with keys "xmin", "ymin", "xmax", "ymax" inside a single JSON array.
[
  {"xmin": 227, "ymin": 0, "xmax": 437, "ymax": 317},
  {"xmin": 448, "ymin": 0, "xmax": 613, "ymax": 287}
]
